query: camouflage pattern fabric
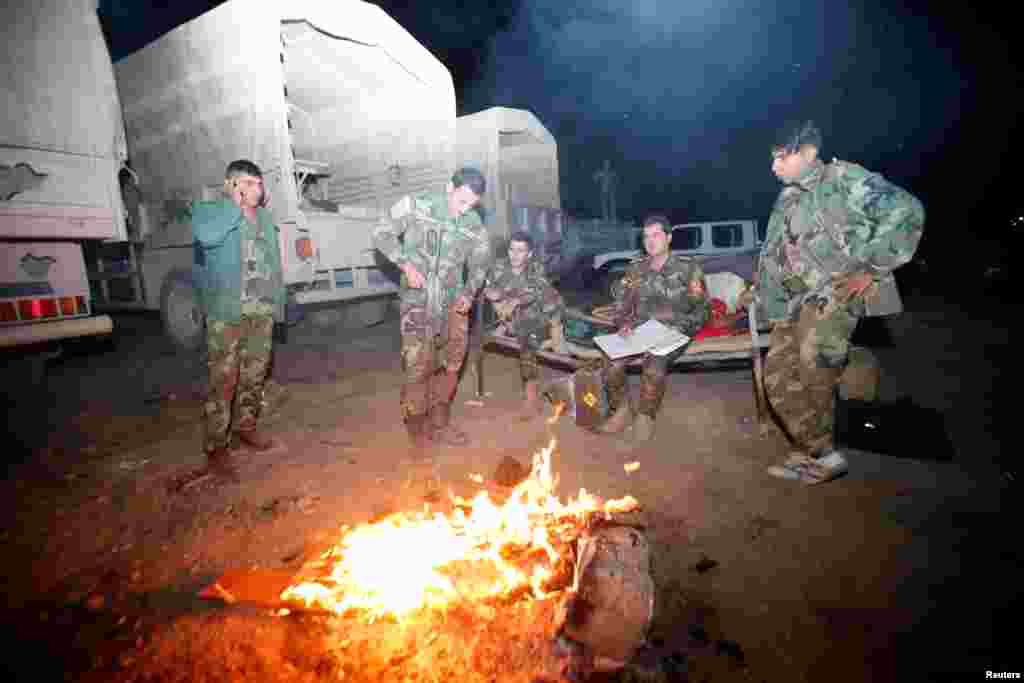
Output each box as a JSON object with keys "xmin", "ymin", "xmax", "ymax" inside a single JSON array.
[
  {"xmin": 604, "ymin": 348, "xmax": 683, "ymax": 418},
  {"xmin": 399, "ymin": 303, "xmax": 471, "ymax": 419},
  {"xmin": 604, "ymin": 254, "xmax": 708, "ymax": 419},
  {"xmin": 373, "ymin": 191, "xmax": 491, "ymax": 335},
  {"xmin": 203, "ymin": 314, "xmax": 273, "ymax": 452},
  {"xmin": 375, "ymin": 190, "xmax": 491, "ymax": 421},
  {"xmin": 239, "ymin": 214, "xmax": 277, "ymax": 318},
  {"xmin": 764, "ymin": 300, "xmax": 876, "ymax": 452},
  {"xmin": 756, "ymin": 157, "xmax": 923, "ymax": 452},
  {"xmin": 613, "ymin": 254, "xmax": 709, "ymax": 336},
  {"xmin": 486, "ymin": 257, "xmax": 565, "ymax": 383},
  {"xmin": 757, "ymin": 158, "xmax": 925, "ymax": 323}
]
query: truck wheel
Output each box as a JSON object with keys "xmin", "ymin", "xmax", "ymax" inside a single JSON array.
[{"xmin": 160, "ymin": 268, "xmax": 205, "ymax": 351}]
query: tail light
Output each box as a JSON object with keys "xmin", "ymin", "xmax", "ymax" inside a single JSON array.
[
  {"xmin": 2, "ymin": 296, "xmax": 88, "ymax": 323},
  {"xmin": 0, "ymin": 302, "xmax": 17, "ymax": 322},
  {"xmin": 295, "ymin": 236, "xmax": 314, "ymax": 260}
]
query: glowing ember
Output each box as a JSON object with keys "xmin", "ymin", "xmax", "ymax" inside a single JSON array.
[{"xmin": 281, "ymin": 438, "xmax": 638, "ymax": 620}]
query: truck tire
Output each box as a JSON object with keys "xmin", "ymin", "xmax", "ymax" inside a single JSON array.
[{"xmin": 160, "ymin": 268, "xmax": 205, "ymax": 352}]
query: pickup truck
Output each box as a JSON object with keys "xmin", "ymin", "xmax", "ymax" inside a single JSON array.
[{"xmin": 590, "ymin": 219, "xmax": 763, "ymax": 299}]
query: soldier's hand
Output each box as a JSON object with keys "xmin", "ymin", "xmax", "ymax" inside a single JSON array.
[
  {"xmin": 618, "ymin": 323, "xmax": 634, "ymax": 338},
  {"xmin": 483, "ymin": 288, "xmax": 502, "ymax": 302},
  {"xmin": 401, "ymin": 263, "xmax": 425, "ymax": 289},
  {"xmin": 832, "ymin": 271, "xmax": 874, "ymax": 302},
  {"xmin": 688, "ymin": 278, "xmax": 706, "ymax": 298},
  {"xmin": 453, "ymin": 295, "xmax": 472, "ymax": 315},
  {"xmin": 737, "ymin": 287, "xmax": 754, "ymax": 310}
]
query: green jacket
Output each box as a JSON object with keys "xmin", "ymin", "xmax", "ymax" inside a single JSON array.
[
  {"xmin": 372, "ymin": 190, "xmax": 491, "ymax": 324},
  {"xmin": 486, "ymin": 257, "xmax": 565, "ymax": 337},
  {"xmin": 191, "ymin": 199, "xmax": 286, "ymax": 323},
  {"xmin": 758, "ymin": 158, "xmax": 925, "ymax": 321},
  {"xmin": 614, "ymin": 254, "xmax": 709, "ymax": 337}
]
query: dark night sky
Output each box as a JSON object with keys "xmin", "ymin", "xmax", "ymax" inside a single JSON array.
[{"xmin": 98, "ymin": 0, "xmax": 1021, "ymax": 265}]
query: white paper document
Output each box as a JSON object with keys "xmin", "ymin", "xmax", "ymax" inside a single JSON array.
[{"xmin": 592, "ymin": 319, "xmax": 691, "ymax": 360}]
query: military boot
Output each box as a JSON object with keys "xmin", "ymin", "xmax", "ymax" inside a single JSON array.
[
  {"xmin": 431, "ymin": 402, "xmax": 469, "ymax": 446},
  {"xmin": 600, "ymin": 399, "xmax": 633, "ymax": 434},
  {"xmin": 633, "ymin": 414, "xmax": 655, "ymax": 442}
]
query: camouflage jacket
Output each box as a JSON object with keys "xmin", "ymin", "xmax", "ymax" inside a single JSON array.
[
  {"xmin": 614, "ymin": 254, "xmax": 709, "ymax": 337},
  {"xmin": 373, "ymin": 191, "xmax": 491, "ymax": 324},
  {"xmin": 486, "ymin": 257, "xmax": 564, "ymax": 329},
  {"xmin": 758, "ymin": 158, "xmax": 925, "ymax": 321}
]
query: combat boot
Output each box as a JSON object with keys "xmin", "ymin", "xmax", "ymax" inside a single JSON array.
[
  {"xmin": 633, "ymin": 414, "xmax": 655, "ymax": 442},
  {"xmin": 600, "ymin": 400, "xmax": 633, "ymax": 434},
  {"xmin": 431, "ymin": 403, "xmax": 469, "ymax": 446}
]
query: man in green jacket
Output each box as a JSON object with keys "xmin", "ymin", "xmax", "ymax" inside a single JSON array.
[
  {"xmin": 756, "ymin": 121, "xmax": 925, "ymax": 481},
  {"xmin": 372, "ymin": 168, "xmax": 491, "ymax": 454},
  {"xmin": 193, "ymin": 159, "xmax": 286, "ymax": 470}
]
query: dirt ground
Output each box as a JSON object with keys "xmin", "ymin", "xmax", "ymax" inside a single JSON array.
[{"xmin": 0, "ymin": 283, "xmax": 1018, "ymax": 682}]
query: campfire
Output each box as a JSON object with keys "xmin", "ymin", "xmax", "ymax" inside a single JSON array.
[
  {"xmin": 280, "ymin": 437, "xmax": 640, "ymax": 620},
  {"xmin": 182, "ymin": 429, "xmax": 654, "ymax": 682}
]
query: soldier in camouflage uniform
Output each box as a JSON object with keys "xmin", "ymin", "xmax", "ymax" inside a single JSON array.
[
  {"xmin": 193, "ymin": 160, "xmax": 286, "ymax": 471},
  {"xmin": 483, "ymin": 230, "xmax": 566, "ymax": 418},
  {"xmin": 373, "ymin": 168, "xmax": 491, "ymax": 453},
  {"xmin": 756, "ymin": 120, "xmax": 925, "ymax": 471},
  {"xmin": 601, "ymin": 215, "xmax": 710, "ymax": 441}
]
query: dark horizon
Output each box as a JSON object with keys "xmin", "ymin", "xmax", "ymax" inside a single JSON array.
[{"xmin": 98, "ymin": 0, "xmax": 1021, "ymax": 266}]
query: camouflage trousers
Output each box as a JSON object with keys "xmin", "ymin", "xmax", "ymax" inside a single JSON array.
[
  {"xmin": 504, "ymin": 314, "xmax": 550, "ymax": 385},
  {"xmin": 603, "ymin": 348, "xmax": 681, "ymax": 418},
  {"xmin": 203, "ymin": 314, "xmax": 274, "ymax": 453},
  {"xmin": 399, "ymin": 304, "xmax": 470, "ymax": 420},
  {"xmin": 764, "ymin": 299, "xmax": 873, "ymax": 453}
]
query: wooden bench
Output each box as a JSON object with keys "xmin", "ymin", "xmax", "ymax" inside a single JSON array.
[{"xmin": 470, "ymin": 296, "xmax": 772, "ymax": 427}]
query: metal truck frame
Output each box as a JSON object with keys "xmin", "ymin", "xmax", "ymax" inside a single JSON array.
[
  {"xmin": 1, "ymin": 0, "xmax": 125, "ymax": 350},
  {"xmin": 108, "ymin": 0, "xmax": 457, "ymax": 349}
]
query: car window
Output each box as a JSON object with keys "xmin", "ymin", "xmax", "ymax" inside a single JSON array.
[
  {"xmin": 711, "ymin": 224, "xmax": 743, "ymax": 248},
  {"xmin": 670, "ymin": 227, "xmax": 702, "ymax": 251}
]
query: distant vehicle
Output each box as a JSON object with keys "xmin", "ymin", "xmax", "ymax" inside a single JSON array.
[{"xmin": 590, "ymin": 220, "xmax": 763, "ymax": 298}]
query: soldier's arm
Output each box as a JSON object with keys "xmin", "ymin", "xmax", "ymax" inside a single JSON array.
[
  {"xmin": 371, "ymin": 195, "xmax": 416, "ymax": 267},
  {"xmin": 612, "ymin": 266, "xmax": 640, "ymax": 330},
  {"xmin": 755, "ymin": 203, "xmax": 794, "ymax": 321},
  {"xmin": 845, "ymin": 170, "xmax": 925, "ymax": 274},
  {"xmin": 191, "ymin": 200, "xmax": 240, "ymax": 247},
  {"xmin": 459, "ymin": 230, "xmax": 493, "ymax": 302}
]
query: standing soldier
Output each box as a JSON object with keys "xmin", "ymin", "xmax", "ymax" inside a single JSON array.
[
  {"xmin": 373, "ymin": 168, "xmax": 491, "ymax": 455},
  {"xmin": 483, "ymin": 231, "xmax": 566, "ymax": 419},
  {"xmin": 600, "ymin": 215, "xmax": 709, "ymax": 441},
  {"xmin": 193, "ymin": 159, "xmax": 286, "ymax": 472},
  {"xmin": 756, "ymin": 120, "xmax": 925, "ymax": 482}
]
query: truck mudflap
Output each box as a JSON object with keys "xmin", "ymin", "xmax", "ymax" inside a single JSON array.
[{"xmin": 0, "ymin": 315, "xmax": 112, "ymax": 348}]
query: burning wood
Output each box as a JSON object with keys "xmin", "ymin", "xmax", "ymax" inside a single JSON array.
[
  {"xmin": 194, "ymin": 437, "xmax": 652, "ymax": 682},
  {"xmin": 280, "ymin": 438, "xmax": 638, "ymax": 620}
]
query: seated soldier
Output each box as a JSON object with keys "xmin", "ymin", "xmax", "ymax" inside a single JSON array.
[
  {"xmin": 483, "ymin": 231, "xmax": 566, "ymax": 419},
  {"xmin": 601, "ymin": 215, "xmax": 710, "ymax": 441}
]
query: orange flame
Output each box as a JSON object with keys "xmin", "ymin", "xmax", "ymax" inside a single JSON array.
[{"xmin": 281, "ymin": 438, "xmax": 638, "ymax": 619}]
